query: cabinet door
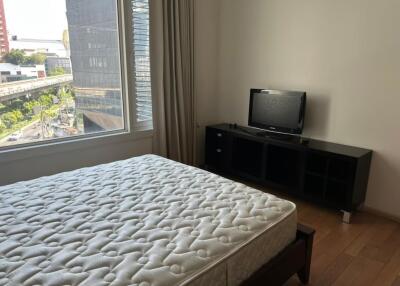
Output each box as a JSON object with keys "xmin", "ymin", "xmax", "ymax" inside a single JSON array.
[{"xmin": 205, "ymin": 128, "xmax": 229, "ymax": 170}]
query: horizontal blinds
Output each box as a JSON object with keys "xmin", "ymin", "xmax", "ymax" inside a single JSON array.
[{"xmin": 132, "ymin": 0, "xmax": 152, "ymax": 122}]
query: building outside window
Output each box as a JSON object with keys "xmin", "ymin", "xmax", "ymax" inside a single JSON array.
[
  {"xmin": 0, "ymin": 0, "xmax": 9, "ymax": 56},
  {"xmin": 66, "ymin": 0, "xmax": 124, "ymax": 133}
]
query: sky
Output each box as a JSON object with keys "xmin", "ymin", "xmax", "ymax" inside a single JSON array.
[{"xmin": 3, "ymin": 0, "xmax": 68, "ymax": 40}]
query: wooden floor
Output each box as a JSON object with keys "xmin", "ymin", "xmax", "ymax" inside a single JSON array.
[{"xmin": 280, "ymin": 197, "xmax": 400, "ymax": 286}]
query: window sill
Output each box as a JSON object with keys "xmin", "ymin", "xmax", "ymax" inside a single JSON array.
[{"xmin": 0, "ymin": 128, "xmax": 153, "ymax": 164}]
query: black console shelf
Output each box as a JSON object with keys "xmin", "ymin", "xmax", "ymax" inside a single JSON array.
[{"xmin": 205, "ymin": 124, "xmax": 373, "ymax": 223}]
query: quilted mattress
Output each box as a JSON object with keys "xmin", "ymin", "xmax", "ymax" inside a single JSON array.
[{"xmin": 0, "ymin": 154, "xmax": 297, "ymax": 286}]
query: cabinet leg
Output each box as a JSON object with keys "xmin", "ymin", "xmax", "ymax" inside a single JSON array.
[{"xmin": 342, "ymin": 211, "xmax": 352, "ymax": 224}]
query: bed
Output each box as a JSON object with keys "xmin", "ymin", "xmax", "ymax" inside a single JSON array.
[{"xmin": 0, "ymin": 154, "xmax": 314, "ymax": 286}]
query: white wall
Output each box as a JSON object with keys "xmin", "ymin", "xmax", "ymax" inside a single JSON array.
[
  {"xmin": 0, "ymin": 136, "xmax": 152, "ymax": 186},
  {"xmin": 215, "ymin": 0, "xmax": 400, "ymax": 218}
]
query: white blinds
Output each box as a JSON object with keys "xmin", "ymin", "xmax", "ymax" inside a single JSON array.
[{"xmin": 132, "ymin": 0, "xmax": 152, "ymax": 122}]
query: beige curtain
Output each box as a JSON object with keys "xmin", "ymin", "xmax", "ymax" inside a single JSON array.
[{"xmin": 150, "ymin": 0, "xmax": 196, "ymax": 165}]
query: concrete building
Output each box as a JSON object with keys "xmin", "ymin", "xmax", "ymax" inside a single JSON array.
[
  {"xmin": 0, "ymin": 63, "xmax": 46, "ymax": 83},
  {"xmin": 0, "ymin": 63, "xmax": 22, "ymax": 83},
  {"xmin": 20, "ymin": 65, "xmax": 46, "ymax": 79},
  {"xmin": 0, "ymin": 0, "xmax": 9, "ymax": 55},
  {"xmin": 45, "ymin": 56, "xmax": 72, "ymax": 75},
  {"xmin": 66, "ymin": 0, "xmax": 123, "ymax": 133},
  {"xmin": 9, "ymin": 37, "xmax": 68, "ymax": 57}
]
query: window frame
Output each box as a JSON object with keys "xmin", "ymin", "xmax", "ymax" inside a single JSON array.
[{"xmin": 0, "ymin": 0, "xmax": 152, "ymax": 161}]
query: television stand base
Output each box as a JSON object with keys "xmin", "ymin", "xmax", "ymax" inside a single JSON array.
[{"xmin": 342, "ymin": 211, "xmax": 352, "ymax": 224}]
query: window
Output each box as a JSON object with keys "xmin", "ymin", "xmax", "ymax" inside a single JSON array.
[{"xmin": 0, "ymin": 0, "xmax": 152, "ymax": 150}]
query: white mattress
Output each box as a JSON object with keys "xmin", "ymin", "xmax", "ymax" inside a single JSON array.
[{"xmin": 0, "ymin": 154, "xmax": 296, "ymax": 286}]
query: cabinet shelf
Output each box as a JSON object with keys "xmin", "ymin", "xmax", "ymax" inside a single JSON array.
[
  {"xmin": 205, "ymin": 124, "xmax": 372, "ymax": 215},
  {"xmin": 305, "ymin": 171, "xmax": 349, "ymax": 185}
]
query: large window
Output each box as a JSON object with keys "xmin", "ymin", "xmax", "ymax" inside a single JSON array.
[{"xmin": 0, "ymin": 0, "xmax": 151, "ymax": 149}]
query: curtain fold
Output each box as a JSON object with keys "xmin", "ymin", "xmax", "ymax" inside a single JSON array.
[{"xmin": 150, "ymin": 0, "xmax": 196, "ymax": 165}]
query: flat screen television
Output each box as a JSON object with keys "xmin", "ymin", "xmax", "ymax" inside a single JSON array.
[{"xmin": 248, "ymin": 89, "xmax": 307, "ymax": 135}]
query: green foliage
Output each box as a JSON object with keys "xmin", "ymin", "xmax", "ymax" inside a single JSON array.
[
  {"xmin": 3, "ymin": 49, "xmax": 26, "ymax": 65},
  {"xmin": 0, "ymin": 103, "xmax": 6, "ymax": 114},
  {"xmin": 42, "ymin": 109, "xmax": 58, "ymax": 119},
  {"xmin": 26, "ymin": 53, "xmax": 46, "ymax": 65},
  {"xmin": 38, "ymin": 94, "xmax": 54, "ymax": 108},
  {"xmin": 7, "ymin": 99, "xmax": 24, "ymax": 111},
  {"xmin": 0, "ymin": 120, "xmax": 6, "ymax": 133},
  {"xmin": 1, "ymin": 110, "xmax": 24, "ymax": 128},
  {"xmin": 2, "ymin": 49, "xmax": 46, "ymax": 65},
  {"xmin": 22, "ymin": 101, "xmax": 38, "ymax": 116},
  {"xmin": 48, "ymin": 67, "xmax": 65, "ymax": 77},
  {"xmin": 59, "ymin": 88, "xmax": 73, "ymax": 103}
]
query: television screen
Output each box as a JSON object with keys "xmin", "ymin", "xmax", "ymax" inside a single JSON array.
[{"xmin": 249, "ymin": 89, "xmax": 306, "ymax": 135}]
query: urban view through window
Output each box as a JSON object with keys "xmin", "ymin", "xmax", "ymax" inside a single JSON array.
[{"xmin": 0, "ymin": 0, "xmax": 151, "ymax": 149}]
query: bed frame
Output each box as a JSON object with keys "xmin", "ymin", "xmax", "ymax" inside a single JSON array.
[{"xmin": 242, "ymin": 224, "xmax": 315, "ymax": 286}]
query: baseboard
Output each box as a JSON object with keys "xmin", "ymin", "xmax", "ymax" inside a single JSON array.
[{"xmin": 361, "ymin": 206, "xmax": 400, "ymax": 224}]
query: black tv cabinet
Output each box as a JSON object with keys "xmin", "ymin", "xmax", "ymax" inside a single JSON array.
[{"xmin": 205, "ymin": 124, "xmax": 373, "ymax": 223}]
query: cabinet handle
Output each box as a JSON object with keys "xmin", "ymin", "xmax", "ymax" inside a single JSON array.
[
  {"xmin": 217, "ymin": 133, "xmax": 223, "ymax": 137},
  {"xmin": 216, "ymin": 149, "xmax": 222, "ymax": 153}
]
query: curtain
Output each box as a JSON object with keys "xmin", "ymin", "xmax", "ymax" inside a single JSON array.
[{"xmin": 149, "ymin": 0, "xmax": 196, "ymax": 165}]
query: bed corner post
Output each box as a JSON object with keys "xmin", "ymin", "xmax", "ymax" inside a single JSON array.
[{"xmin": 296, "ymin": 224, "xmax": 315, "ymax": 284}]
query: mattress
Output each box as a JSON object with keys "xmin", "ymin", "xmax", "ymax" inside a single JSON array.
[{"xmin": 0, "ymin": 154, "xmax": 297, "ymax": 286}]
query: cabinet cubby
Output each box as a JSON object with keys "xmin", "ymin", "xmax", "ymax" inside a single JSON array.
[
  {"xmin": 306, "ymin": 153, "xmax": 328, "ymax": 175},
  {"xmin": 266, "ymin": 145, "xmax": 302, "ymax": 188},
  {"xmin": 326, "ymin": 180, "xmax": 347, "ymax": 205},
  {"xmin": 304, "ymin": 174, "xmax": 325, "ymax": 199},
  {"xmin": 232, "ymin": 137, "xmax": 263, "ymax": 178},
  {"xmin": 328, "ymin": 158, "xmax": 355, "ymax": 182}
]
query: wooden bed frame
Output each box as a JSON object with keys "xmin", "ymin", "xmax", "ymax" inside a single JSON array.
[{"xmin": 242, "ymin": 224, "xmax": 315, "ymax": 286}]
